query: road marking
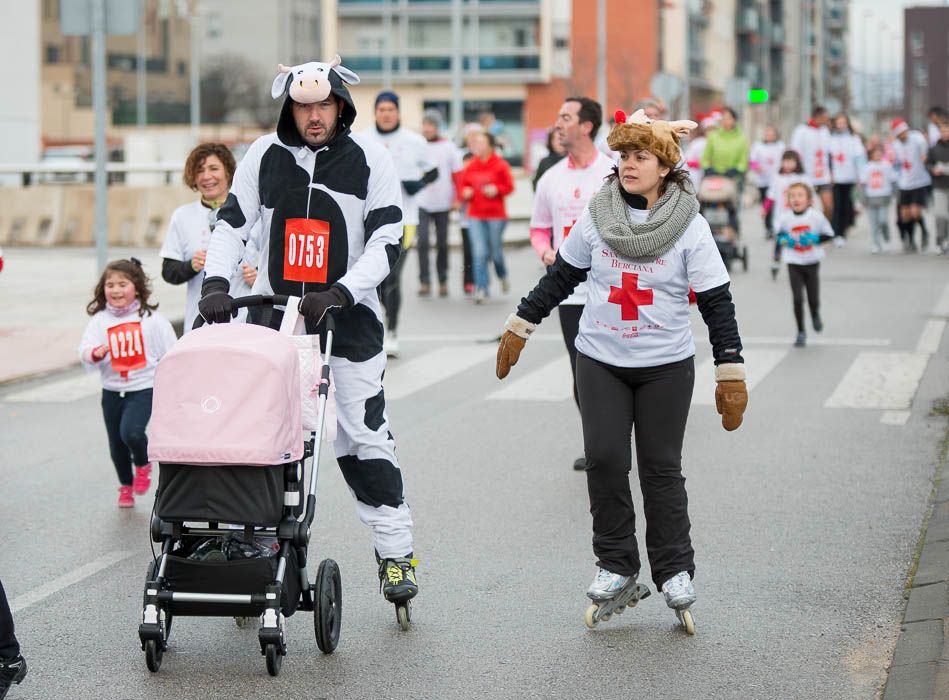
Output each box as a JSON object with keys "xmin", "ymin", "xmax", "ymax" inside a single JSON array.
[
  {"xmin": 880, "ymin": 411, "xmax": 911, "ymax": 426},
  {"xmin": 384, "ymin": 345, "xmax": 496, "ymax": 400},
  {"xmin": 3, "ymin": 371, "xmax": 100, "ymax": 403},
  {"xmin": 10, "ymin": 550, "xmax": 136, "ymax": 613},
  {"xmin": 397, "ymin": 333, "xmax": 562, "ymax": 344},
  {"xmin": 915, "ymin": 319, "xmax": 946, "ymax": 355},
  {"xmin": 934, "ymin": 283, "xmax": 949, "ymax": 317},
  {"xmin": 692, "ymin": 348, "xmax": 789, "ymax": 406},
  {"xmin": 487, "ymin": 355, "xmax": 574, "ymax": 402},
  {"xmin": 696, "ymin": 336, "xmax": 892, "ymax": 347},
  {"xmin": 824, "ymin": 352, "xmax": 930, "ymax": 410}
]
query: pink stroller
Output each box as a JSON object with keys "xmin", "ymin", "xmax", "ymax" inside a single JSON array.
[{"xmin": 139, "ymin": 295, "xmax": 340, "ymax": 677}]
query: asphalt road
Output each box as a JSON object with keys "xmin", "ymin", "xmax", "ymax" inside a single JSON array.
[{"xmin": 1, "ymin": 211, "xmax": 947, "ymax": 699}]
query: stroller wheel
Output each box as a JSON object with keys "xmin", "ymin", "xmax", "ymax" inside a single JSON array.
[
  {"xmin": 145, "ymin": 639, "xmax": 163, "ymax": 673},
  {"xmin": 314, "ymin": 559, "xmax": 342, "ymax": 654},
  {"xmin": 265, "ymin": 643, "xmax": 282, "ymax": 677}
]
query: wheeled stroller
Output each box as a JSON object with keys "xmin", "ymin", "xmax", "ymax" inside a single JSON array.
[
  {"xmin": 698, "ymin": 172, "xmax": 749, "ymax": 272},
  {"xmin": 139, "ymin": 295, "xmax": 340, "ymax": 677}
]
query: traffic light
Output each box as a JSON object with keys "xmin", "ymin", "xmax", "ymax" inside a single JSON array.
[{"xmin": 748, "ymin": 89, "xmax": 769, "ymax": 104}]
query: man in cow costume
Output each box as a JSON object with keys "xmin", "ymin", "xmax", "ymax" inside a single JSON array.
[{"xmin": 199, "ymin": 56, "xmax": 418, "ymax": 614}]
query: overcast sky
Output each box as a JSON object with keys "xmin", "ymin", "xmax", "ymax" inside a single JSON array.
[{"xmin": 848, "ymin": 0, "xmax": 948, "ymax": 73}]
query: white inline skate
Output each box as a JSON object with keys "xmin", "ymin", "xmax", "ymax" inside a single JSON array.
[
  {"xmin": 661, "ymin": 571, "xmax": 696, "ymax": 635},
  {"xmin": 584, "ymin": 568, "xmax": 651, "ymax": 629}
]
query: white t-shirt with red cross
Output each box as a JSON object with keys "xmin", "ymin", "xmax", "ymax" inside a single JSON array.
[
  {"xmin": 791, "ymin": 123, "xmax": 833, "ymax": 186},
  {"xmin": 774, "ymin": 207, "xmax": 834, "ymax": 266},
  {"xmin": 531, "ymin": 151, "xmax": 614, "ymax": 305},
  {"xmin": 861, "ymin": 161, "xmax": 897, "ymax": 198},
  {"xmin": 558, "ymin": 207, "xmax": 730, "ymax": 368},
  {"xmin": 829, "ymin": 132, "xmax": 864, "ymax": 185},
  {"xmin": 892, "ymin": 131, "xmax": 933, "ymax": 191}
]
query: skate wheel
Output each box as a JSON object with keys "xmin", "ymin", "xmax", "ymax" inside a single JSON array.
[
  {"xmin": 144, "ymin": 639, "xmax": 163, "ymax": 673},
  {"xmin": 680, "ymin": 609, "xmax": 695, "ymax": 636},
  {"xmin": 396, "ymin": 602, "xmax": 411, "ymax": 632},
  {"xmin": 265, "ymin": 643, "xmax": 282, "ymax": 676},
  {"xmin": 584, "ymin": 604, "xmax": 599, "ymax": 629},
  {"xmin": 600, "ymin": 612, "xmax": 612, "ymax": 622},
  {"xmin": 615, "ymin": 604, "xmax": 625, "ymax": 614}
]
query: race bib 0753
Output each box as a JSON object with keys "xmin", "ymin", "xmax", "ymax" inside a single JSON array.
[
  {"xmin": 108, "ymin": 321, "xmax": 146, "ymax": 377},
  {"xmin": 284, "ymin": 218, "xmax": 330, "ymax": 284}
]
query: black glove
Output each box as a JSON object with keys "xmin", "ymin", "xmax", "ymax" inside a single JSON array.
[
  {"xmin": 298, "ymin": 285, "xmax": 350, "ymax": 325},
  {"xmin": 402, "ymin": 179, "xmax": 426, "ymax": 196},
  {"xmin": 198, "ymin": 276, "xmax": 235, "ymax": 325}
]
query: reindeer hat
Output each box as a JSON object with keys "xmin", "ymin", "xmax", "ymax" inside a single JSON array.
[{"xmin": 607, "ymin": 109, "xmax": 698, "ymax": 167}]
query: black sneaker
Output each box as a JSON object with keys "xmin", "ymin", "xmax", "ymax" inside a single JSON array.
[
  {"xmin": 812, "ymin": 314, "xmax": 823, "ymax": 333},
  {"xmin": 0, "ymin": 655, "xmax": 27, "ymax": 700},
  {"xmin": 794, "ymin": 332, "xmax": 806, "ymax": 348},
  {"xmin": 573, "ymin": 457, "xmax": 588, "ymax": 471},
  {"xmin": 378, "ymin": 556, "xmax": 419, "ymax": 604}
]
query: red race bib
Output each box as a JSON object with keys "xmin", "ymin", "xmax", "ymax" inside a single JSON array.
[
  {"xmin": 870, "ymin": 171, "xmax": 884, "ymax": 189},
  {"xmin": 108, "ymin": 321, "xmax": 146, "ymax": 378},
  {"xmin": 284, "ymin": 218, "xmax": 330, "ymax": 284}
]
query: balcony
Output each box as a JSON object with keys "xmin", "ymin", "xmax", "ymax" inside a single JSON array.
[{"xmin": 737, "ymin": 7, "xmax": 759, "ymax": 34}]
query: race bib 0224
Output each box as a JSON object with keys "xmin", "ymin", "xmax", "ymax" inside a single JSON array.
[
  {"xmin": 284, "ymin": 218, "xmax": 330, "ymax": 284},
  {"xmin": 108, "ymin": 321, "xmax": 146, "ymax": 378}
]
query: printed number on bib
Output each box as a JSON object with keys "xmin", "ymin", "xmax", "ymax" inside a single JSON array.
[
  {"xmin": 869, "ymin": 171, "xmax": 884, "ymax": 190},
  {"xmin": 108, "ymin": 321, "xmax": 146, "ymax": 378},
  {"xmin": 284, "ymin": 218, "xmax": 330, "ymax": 284}
]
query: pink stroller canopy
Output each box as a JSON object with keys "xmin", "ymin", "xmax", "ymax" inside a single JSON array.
[{"xmin": 149, "ymin": 323, "xmax": 304, "ymax": 466}]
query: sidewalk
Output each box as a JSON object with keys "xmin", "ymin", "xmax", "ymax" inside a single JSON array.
[{"xmin": 0, "ymin": 221, "xmax": 531, "ymax": 386}]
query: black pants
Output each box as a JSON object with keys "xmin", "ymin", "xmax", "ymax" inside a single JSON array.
[
  {"xmin": 787, "ymin": 262, "xmax": 820, "ymax": 333},
  {"xmin": 557, "ymin": 304, "xmax": 583, "ymax": 408},
  {"xmin": 576, "ymin": 353, "xmax": 695, "ymax": 588},
  {"xmin": 0, "ymin": 579, "xmax": 20, "ymax": 659},
  {"xmin": 759, "ymin": 186, "xmax": 774, "ymax": 235},
  {"xmin": 417, "ymin": 210, "xmax": 450, "ymax": 286},
  {"xmin": 101, "ymin": 388, "xmax": 153, "ymax": 486},
  {"xmin": 381, "ymin": 247, "xmax": 405, "ymax": 333},
  {"xmin": 832, "ymin": 183, "xmax": 854, "ymax": 238},
  {"xmin": 461, "ymin": 226, "xmax": 473, "ymax": 288}
]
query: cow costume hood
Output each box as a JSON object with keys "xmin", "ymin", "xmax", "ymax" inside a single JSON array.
[{"xmin": 272, "ymin": 55, "xmax": 360, "ymax": 147}]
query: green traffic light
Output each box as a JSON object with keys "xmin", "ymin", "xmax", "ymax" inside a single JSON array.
[{"xmin": 748, "ymin": 89, "xmax": 769, "ymax": 104}]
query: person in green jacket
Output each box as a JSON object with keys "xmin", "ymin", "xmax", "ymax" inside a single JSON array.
[{"xmin": 700, "ymin": 107, "xmax": 749, "ymax": 177}]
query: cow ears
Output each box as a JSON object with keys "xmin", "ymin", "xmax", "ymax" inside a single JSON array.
[{"xmin": 271, "ymin": 64, "xmax": 292, "ymax": 99}]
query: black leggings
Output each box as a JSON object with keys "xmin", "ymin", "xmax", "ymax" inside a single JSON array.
[
  {"xmin": 101, "ymin": 388, "xmax": 153, "ymax": 486},
  {"xmin": 787, "ymin": 262, "xmax": 820, "ymax": 333},
  {"xmin": 460, "ymin": 226, "xmax": 473, "ymax": 288},
  {"xmin": 576, "ymin": 353, "xmax": 695, "ymax": 588},
  {"xmin": 557, "ymin": 304, "xmax": 583, "ymax": 408},
  {"xmin": 832, "ymin": 183, "xmax": 854, "ymax": 238},
  {"xmin": 0, "ymin": 578, "xmax": 19, "ymax": 659},
  {"xmin": 381, "ymin": 246, "xmax": 405, "ymax": 333}
]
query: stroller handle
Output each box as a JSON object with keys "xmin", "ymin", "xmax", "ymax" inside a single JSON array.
[{"xmin": 193, "ymin": 295, "xmax": 337, "ymax": 331}]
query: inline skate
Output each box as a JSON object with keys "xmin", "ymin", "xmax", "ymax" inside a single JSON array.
[
  {"xmin": 378, "ymin": 555, "xmax": 418, "ymax": 631},
  {"xmin": 661, "ymin": 571, "xmax": 696, "ymax": 635},
  {"xmin": 584, "ymin": 568, "xmax": 651, "ymax": 629}
]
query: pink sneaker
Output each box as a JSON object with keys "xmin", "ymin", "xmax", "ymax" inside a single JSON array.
[
  {"xmin": 117, "ymin": 485, "xmax": 135, "ymax": 508},
  {"xmin": 133, "ymin": 464, "xmax": 152, "ymax": 495}
]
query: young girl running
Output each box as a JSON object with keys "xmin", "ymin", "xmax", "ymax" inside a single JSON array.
[
  {"xmin": 773, "ymin": 183, "xmax": 835, "ymax": 347},
  {"xmin": 765, "ymin": 150, "xmax": 818, "ymax": 278},
  {"xmin": 79, "ymin": 259, "xmax": 177, "ymax": 507}
]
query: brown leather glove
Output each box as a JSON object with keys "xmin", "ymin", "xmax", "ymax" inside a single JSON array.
[
  {"xmin": 496, "ymin": 314, "xmax": 536, "ymax": 380},
  {"xmin": 714, "ymin": 364, "xmax": 747, "ymax": 431}
]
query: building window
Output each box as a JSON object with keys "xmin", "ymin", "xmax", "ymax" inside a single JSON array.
[
  {"xmin": 46, "ymin": 44, "xmax": 62, "ymax": 64},
  {"xmin": 178, "ymin": 60, "xmax": 187, "ymax": 76}
]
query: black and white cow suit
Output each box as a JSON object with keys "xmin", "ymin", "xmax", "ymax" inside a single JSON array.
[{"xmin": 201, "ymin": 58, "xmax": 413, "ymax": 560}]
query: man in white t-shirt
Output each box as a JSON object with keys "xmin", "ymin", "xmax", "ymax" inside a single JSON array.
[
  {"xmin": 791, "ymin": 105, "xmax": 834, "ymax": 218},
  {"xmin": 891, "ymin": 118, "xmax": 933, "ymax": 252},
  {"xmin": 531, "ymin": 96, "xmax": 614, "ymax": 471}
]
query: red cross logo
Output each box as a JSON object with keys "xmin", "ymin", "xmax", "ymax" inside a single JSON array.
[
  {"xmin": 834, "ymin": 152, "xmax": 845, "ymax": 163},
  {"xmin": 608, "ymin": 272, "xmax": 654, "ymax": 321},
  {"xmin": 574, "ymin": 187, "xmax": 582, "ymax": 199}
]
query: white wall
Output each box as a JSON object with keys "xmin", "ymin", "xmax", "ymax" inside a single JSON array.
[{"xmin": 0, "ymin": 0, "xmax": 40, "ymax": 182}]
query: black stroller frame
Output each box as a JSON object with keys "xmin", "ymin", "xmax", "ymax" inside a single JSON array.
[{"xmin": 139, "ymin": 295, "xmax": 341, "ymax": 677}]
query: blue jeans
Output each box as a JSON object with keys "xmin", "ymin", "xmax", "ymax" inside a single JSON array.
[{"xmin": 468, "ymin": 218, "xmax": 508, "ymax": 292}]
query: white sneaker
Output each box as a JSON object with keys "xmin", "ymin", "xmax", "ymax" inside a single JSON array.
[
  {"xmin": 833, "ymin": 236, "xmax": 845, "ymax": 248},
  {"xmin": 661, "ymin": 571, "xmax": 696, "ymax": 609},
  {"xmin": 384, "ymin": 332, "xmax": 399, "ymax": 358},
  {"xmin": 586, "ymin": 567, "xmax": 632, "ymax": 601},
  {"xmin": 474, "ymin": 288, "xmax": 487, "ymax": 304}
]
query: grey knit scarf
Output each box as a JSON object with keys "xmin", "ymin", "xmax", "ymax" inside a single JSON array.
[{"xmin": 588, "ymin": 179, "xmax": 700, "ymax": 259}]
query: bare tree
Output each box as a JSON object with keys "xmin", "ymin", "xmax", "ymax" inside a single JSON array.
[{"xmin": 201, "ymin": 54, "xmax": 272, "ymax": 128}]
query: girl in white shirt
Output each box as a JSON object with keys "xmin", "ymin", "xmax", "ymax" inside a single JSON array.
[
  {"xmin": 79, "ymin": 259, "xmax": 177, "ymax": 508},
  {"xmin": 860, "ymin": 144, "xmax": 898, "ymax": 253},
  {"xmin": 829, "ymin": 113, "xmax": 865, "ymax": 242}
]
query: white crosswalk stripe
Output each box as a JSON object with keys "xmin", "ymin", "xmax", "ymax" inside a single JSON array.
[
  {"xmin": 487, "ymin": 355, "xmax": 573, "ymax": 402},
  {"xmin": 384, "ymin": 345, "xmax": 497, "ymax": 400},
  {"xmin": 692, "ymin": 348, "xmax": 789, "ymax": 406},
  {"xmin": 3, "ymin": 371, "xmax": 100, "ymax": 403},
  {"xmin": 824, "ymin": 352, "xmax": 931, "ymax": 410}
]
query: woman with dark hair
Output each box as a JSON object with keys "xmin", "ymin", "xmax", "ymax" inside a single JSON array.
[
  {"xmin": 532, "ymin": 128, "xmax": 566, "ymax": 191},
  {"xmin": 496, "ymin": 109, "xmax": 746, "ymax": 634},
  {"xmin": 160, "ymin": 143, "xmax": 259, "ymax": 330},
  {"xmin": 828, "ymin": 113, "xmax": 864, "ymax": 243}
]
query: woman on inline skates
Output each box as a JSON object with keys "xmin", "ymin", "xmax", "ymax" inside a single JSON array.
[{"xmin": 495, "ymin": 109, "xmax": 747, "ymax": 634}]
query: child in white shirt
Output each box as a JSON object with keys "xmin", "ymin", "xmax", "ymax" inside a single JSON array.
[
  {"xmin": 79, "ymin": 259, "xmax": 177, "ymax": 508},
  {"xmin": 860, "ymin": 144, "xmax": 898, "ymax": 253}
]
